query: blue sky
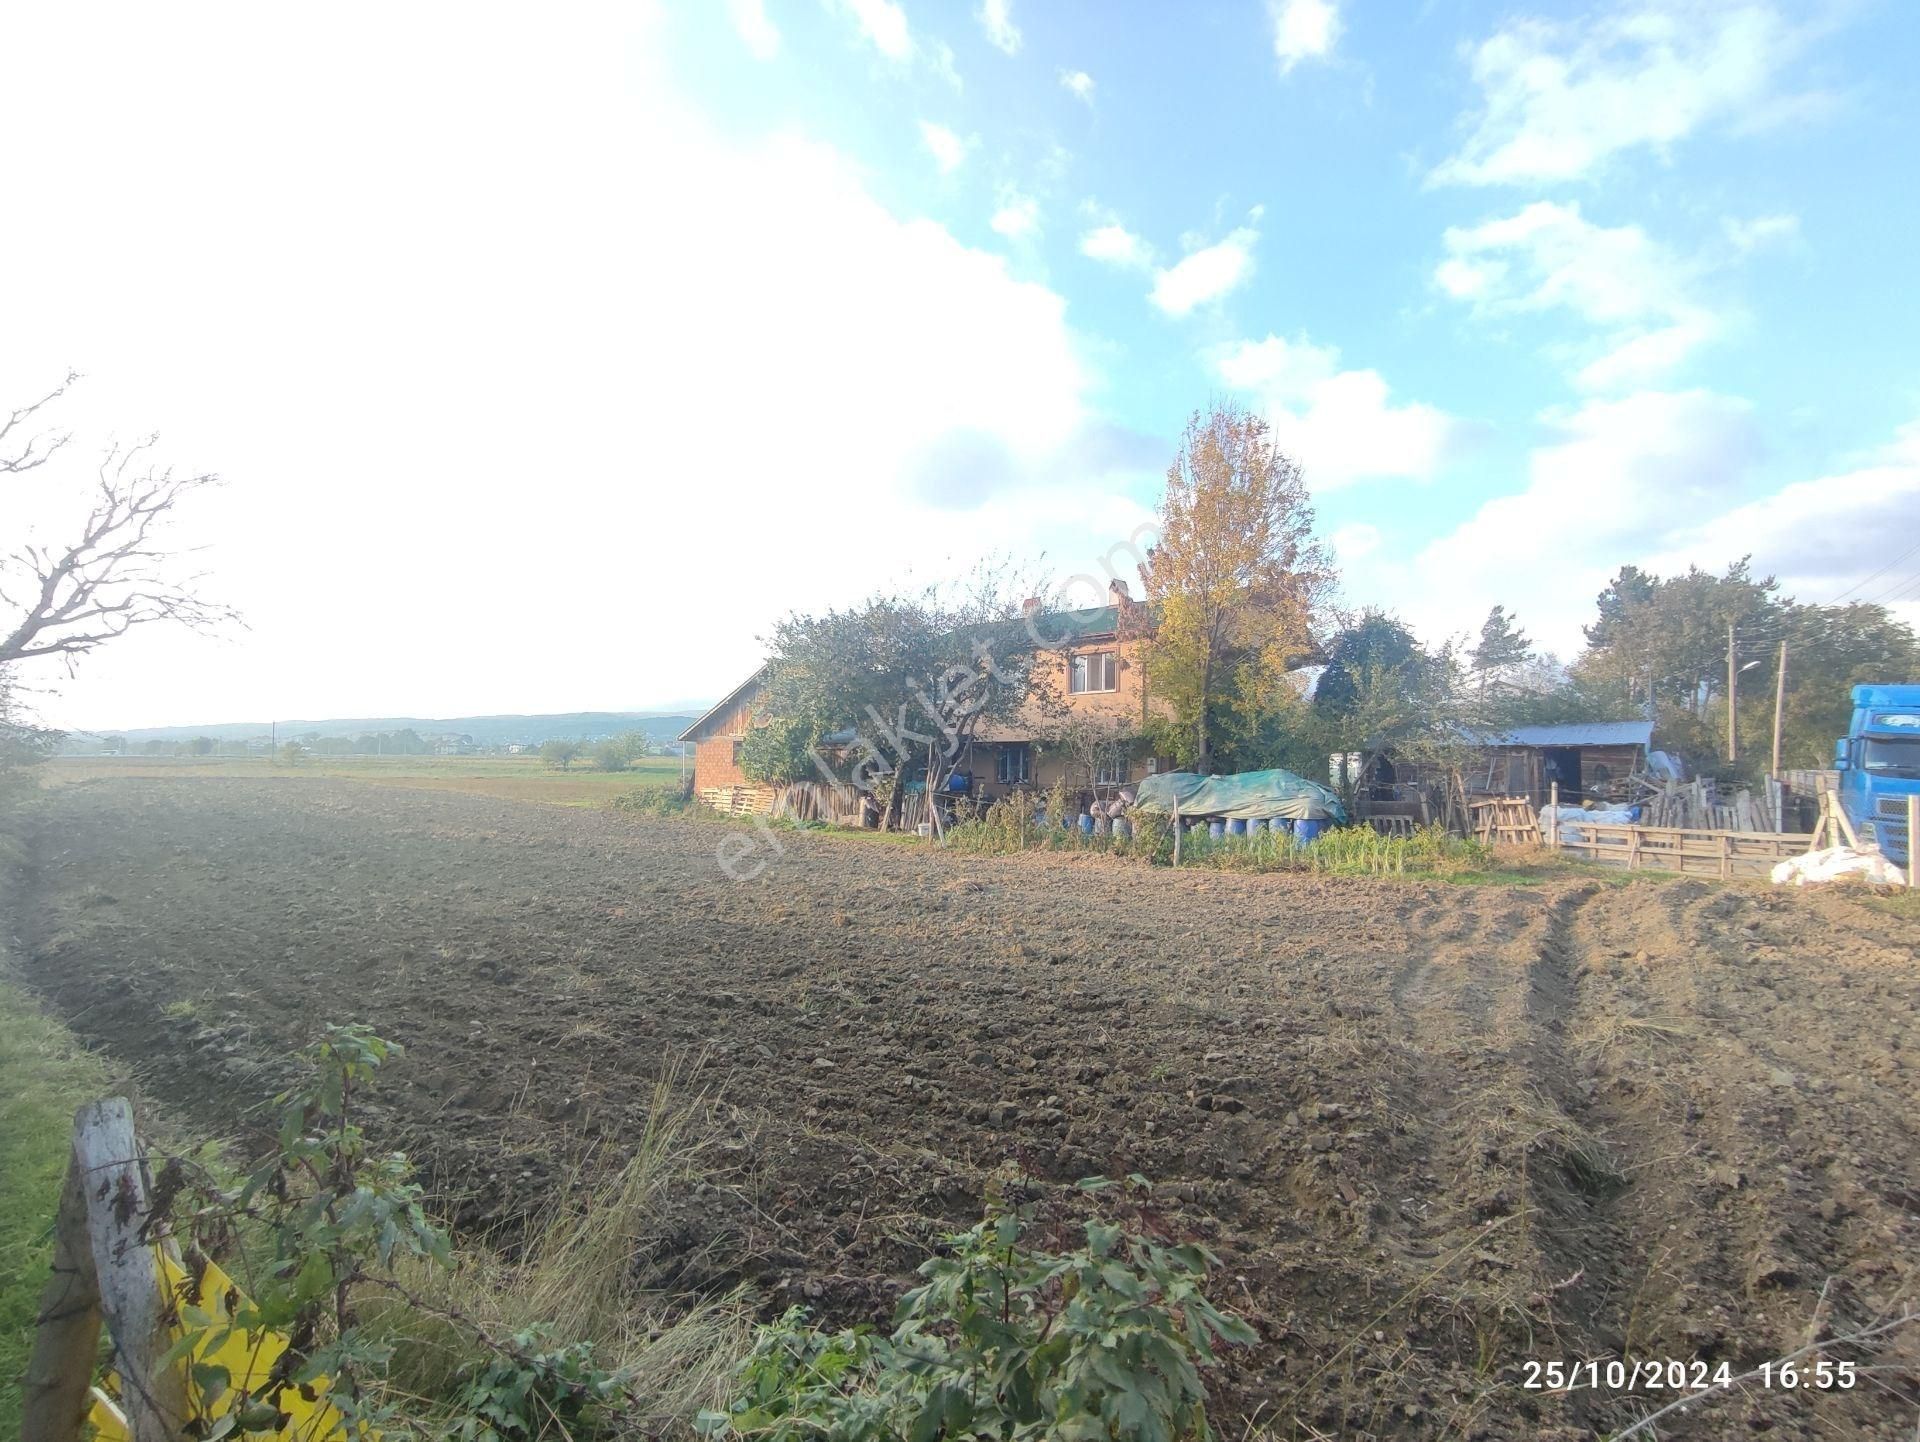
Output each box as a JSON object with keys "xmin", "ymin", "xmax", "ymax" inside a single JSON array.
[{"xmin": 4, "ymin": 1, "xmax": 1919, "ymax": 726}]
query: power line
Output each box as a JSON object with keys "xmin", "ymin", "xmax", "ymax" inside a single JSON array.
[
  {"xmin": 1827, "ymin": 538, "xmax": 1920, "ymax": 604},
  {"xmin": 1859, "ymin": 568, "xmax": 1920, "ymax": 607}
]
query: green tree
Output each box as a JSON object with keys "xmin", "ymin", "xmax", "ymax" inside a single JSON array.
[
  {"xmin": 745, "ymin": 574, "xmax": 1059, "ymax": 827},
  {"xmin": 589, "ymin": 739, "xmax": 629, "ymax": 772},
  {"xmin": 1576, "ymin": 558, "xmax": 1779, "ymax": 729},
  {"xmin": 1470, "ymin": 605, "xmax": 1532, "ymax": 688},
  {"xmin": 1313, "ymin": 611, "xmax": 1423, "ymax": 720},
  {"xmin": 1144, "ymin": 401, "xmax": 1333, "ymax": 773},
  {"xmin": 541, "ymin": 739, "xmax": 581, "ymax": 770}
]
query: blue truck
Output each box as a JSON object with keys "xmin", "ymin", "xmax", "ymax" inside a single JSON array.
[{"xmin": 1834, "ymin": 683, "xmax": 1920, "ymax": 865}]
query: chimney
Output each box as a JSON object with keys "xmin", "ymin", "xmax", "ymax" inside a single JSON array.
[{"xmin": 1107, "ymin": 577, "xmax": 1131, "ymax": 607}]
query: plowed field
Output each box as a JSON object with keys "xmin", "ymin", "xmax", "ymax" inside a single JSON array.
[{"xmin": 19, "ymin": 779, "xmax": 1920, "ymax": 1438}]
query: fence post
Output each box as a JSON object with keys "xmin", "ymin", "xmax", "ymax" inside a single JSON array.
[
  {"xmin": 1548, "ymin": 781, "xmax": 1559, "ymax": 850},
  {"xmin": 1172, "ymin": 803, "xmax": 1182, "ymax": 868},
  {"xmin": 73, "ymin": 1099, "xmax": 185, "ymax": 1442},
  {"xmin": 1909, "ymin": 794, "xmax": 1918, "ymax": 889},
  {"xmin": 20, "ymin": 1157, "xmax": 101, "ymax": 1442}
]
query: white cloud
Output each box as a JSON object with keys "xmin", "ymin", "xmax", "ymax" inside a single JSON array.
[
  {"xmin": 725, "ymin": 0, "xmax": 779, "ymax": 59},
  {"xmin": 1723, "ymin": 212, "xmax": 1800, "ymax": 254},
  {"xmin": 977, "ymin": 0, "xmax": 1021, "ymax": 55},
  {"xmin": 1437, "ymin": 200, "xmax": 1720, "ymax": 390},
  {"xmin": 1331, "ymin": 522, "xmax": 1381, "ymax": 560},
  {"xmin": 0, "ymin": 5, "xmax": 1154, "ymax": 728},
  {"xmin": 930, "ymin": 39, "xmax": 963, "ymax": 91},
  {"xmin": 1059, "ymin": 68, "xmax": 1095, "ymax": 104},
  {"xmin": 1079, "ymin": 222, "xmax": 1153, "ymax": 269},
  {"xmin": 1150, "ymin": 223, "xmax": 1259, "ymax": 315},
  {"xmin": 838, "ymin": 0, "xmax": 911, "ymax": 61},
  {"xmin": 918, "ymin": 120, "xmax": 972, "ymax": 174},
  {"xmin": 990, "ymin": 193, "xmax": 1040, "ymax": 239},
  {"xmin": 1643, "ymin": 420, "xmax": 1920, "ymax": 609},
  {"xmin": 1433, "ymin": 3, "xmax": 1811, "ymax": 186},
  {"xmin": 1217, "ymin": 333, "xmax": 1463, "ymax": 487},
  {"xmin": 1268, "ymin": 0, "xmax": 1343, "ymax": 73},
  {"xmin": 1370, "ymin": 400, "xmax": 1920, "ymax": 654},
  {"xmin": 1400, "ymin": 390, "xmax": 1762, "ymax": 649}
]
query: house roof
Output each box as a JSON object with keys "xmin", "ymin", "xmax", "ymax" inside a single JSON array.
[
  {"xmin": 1026, "ymin": 604, "xmax": 1121, "ymax": 642},
  {"xmin": 682, "ymin": 606, "xmax": 1130, "ymax": 745},
  {"xmin": 676, "ymin": 668, "xmax": 766, "ymax": 743},
  {"xmin": 1472, "ymin": 720, "xmax": 1654, "ymax": 749}
]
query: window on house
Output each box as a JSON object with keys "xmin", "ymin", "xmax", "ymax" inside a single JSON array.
[
  {"xmin": 996, "ymin": 745, "xmax": 1031, "ymax": 784},
  {"xmin": 1095, "ymin": 758, "xmax": 1129, "ymax": 786},
  {"xmin": 1069, "ymin": 650, "xmax": 1117, "ymax": 694},
  {"xmin": 731, "ymin": 738, "xmax": 743, "ymax": 762}
]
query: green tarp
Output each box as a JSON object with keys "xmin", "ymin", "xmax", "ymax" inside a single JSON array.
[{"xmin": 1133, "ymin": 768, "xmax": 1347, "ymax": 823}]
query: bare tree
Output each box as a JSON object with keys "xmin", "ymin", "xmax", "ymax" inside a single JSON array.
[
  {"xmin": 1, "ymin": 379, "xmax": 237, "ymax": 671},
  {"xmin": 1, "ymin": 371, "xmax": 77, "ymax": 475}
]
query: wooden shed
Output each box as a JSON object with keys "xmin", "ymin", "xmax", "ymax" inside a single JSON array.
[{"xmin": 1361, "ymin": 719, "xmax": 1654, "ymax": 819}]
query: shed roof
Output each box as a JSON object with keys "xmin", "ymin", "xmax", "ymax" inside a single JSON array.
[{"xmin": 1472, "ymin": 720, "xmax": 1653, "ymax": 749}]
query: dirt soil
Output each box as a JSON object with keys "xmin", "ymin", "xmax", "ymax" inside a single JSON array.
[{"xmin": 19, "ymin": 778, "xmax": 1920, "ymax": 1439}]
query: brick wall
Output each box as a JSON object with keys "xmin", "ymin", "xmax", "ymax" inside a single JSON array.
[{"xmin": 689, "ymin": 692, "xmax": 756, "ymax": 791}]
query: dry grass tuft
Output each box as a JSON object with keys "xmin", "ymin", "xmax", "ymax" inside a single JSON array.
[{"xmin": 369, "ymin": 1053, "xmax": 755, "ymax": 1436}]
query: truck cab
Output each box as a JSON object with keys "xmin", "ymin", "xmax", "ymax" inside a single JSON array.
[{"xmin": 1835, "ymin": 683, "xmax": 1920, "ymax": 865}]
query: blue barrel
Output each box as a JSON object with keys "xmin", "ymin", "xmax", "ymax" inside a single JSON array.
[
  {"xmin": 1208, "ymin": 820, "xmax": 1225, "ymax": 839},
  {"xmin": 1271, "ymin": 817, "xmax": 1296, "ymax": 837},
  {"xmin": 1112, "ymin": 817, "xmax": 1131, "ymax": 841},
  {"xmin": 1295, "ymin": 817, "xmax": 1325, "ymax": 843},
  {"xmin": 1077, "ymin": 813, "xmax": 1094, "ymax": 835},
  {"xmin": 1227, "ymin": 817, "xmax": 1247, "ymax": 836}
]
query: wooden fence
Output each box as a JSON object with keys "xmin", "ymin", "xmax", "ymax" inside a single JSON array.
[{"xmin": 1549, "ymin": 818, "xmax": 1812, "ymax": 878}]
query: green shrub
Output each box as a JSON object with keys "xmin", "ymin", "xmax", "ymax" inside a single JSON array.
[
  {"xmin": 698, "ymin": 1177, "xmax": 1254, "ymax": 1442},
  {"xmin": 610, "ymin": 778, "xmax": 698, "ymax": 817},
  {"xmin": 589, "ymin": 741, "xmax": 630, "ymax": 773}
]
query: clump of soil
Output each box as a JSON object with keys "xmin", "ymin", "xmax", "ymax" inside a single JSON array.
[{"xmin": 21, "ymin": 779, "xmax": 1920, "ymax": 1438}]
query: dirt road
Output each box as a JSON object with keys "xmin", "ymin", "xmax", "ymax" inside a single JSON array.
[{"xmin": 20, "ymin": 779, "xmax": 1920, "ymax": 1438}]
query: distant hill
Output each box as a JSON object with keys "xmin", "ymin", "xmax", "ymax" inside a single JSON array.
[{"xmin": 72, "ymin": 711, "xmax": 705, "ymax": 747}]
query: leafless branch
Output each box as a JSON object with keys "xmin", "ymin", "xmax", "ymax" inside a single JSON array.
[
  {"xmin": 2, "ymin": 394, "xmax": 240, "ymax": 672},
  {"xmin": 1, "ymin": 369, "xmax": 80, "ymax": 474}
]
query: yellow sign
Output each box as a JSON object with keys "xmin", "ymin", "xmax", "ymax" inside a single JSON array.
[{"xmin": 88, "ymin": 1253, "xmax": 354, "ymax": 1441}]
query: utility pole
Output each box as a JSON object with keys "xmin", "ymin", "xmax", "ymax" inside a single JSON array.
[
  {"xmin": 1726, "ymin": 623, "xmax": 1737, "ymax": 763},
  {"xmin": 1771, "ymin": 640, "xmax": 1788, "ymax": 779}
]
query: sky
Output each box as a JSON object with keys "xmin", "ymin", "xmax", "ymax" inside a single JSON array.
[{"xmin": 4, "ymin": 0, "xmax": 1919, "ymax": 730}]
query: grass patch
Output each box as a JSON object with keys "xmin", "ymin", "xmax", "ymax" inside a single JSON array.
[
  {"xmin": 47, "ymin": 754, "xmax": 690, "ymax": 808},
  {"xmin": 0, "ymin": 978, "xmax": 112, "ymax": 1438},
  {"xmin": 946, "ymin": 809, "xmax": 1498, "ymax": 879}
]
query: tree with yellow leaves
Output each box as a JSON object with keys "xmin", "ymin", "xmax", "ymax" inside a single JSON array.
[{"xmin": 1144, "ymin": 401, "xmax": 1333, "ymax": 774}]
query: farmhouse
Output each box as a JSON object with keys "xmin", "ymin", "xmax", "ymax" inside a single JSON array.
[{"xmin": 679, "ymin": 580, "xmax": 1176, "ymax": 811}]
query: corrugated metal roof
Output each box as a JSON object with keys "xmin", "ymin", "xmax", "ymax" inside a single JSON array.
[
  {"xmin": 1474, "ymin": 720, "xmax": 1653, "ymax": 748},
  {"xmin": 1025, "ymin": 604, "xmax": 1120, "ymax": 641}
]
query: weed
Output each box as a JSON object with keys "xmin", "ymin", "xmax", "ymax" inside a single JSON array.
[{"xmin": 697, "ymin": 1175, "xmax": 1255, "ymax": 1442}]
